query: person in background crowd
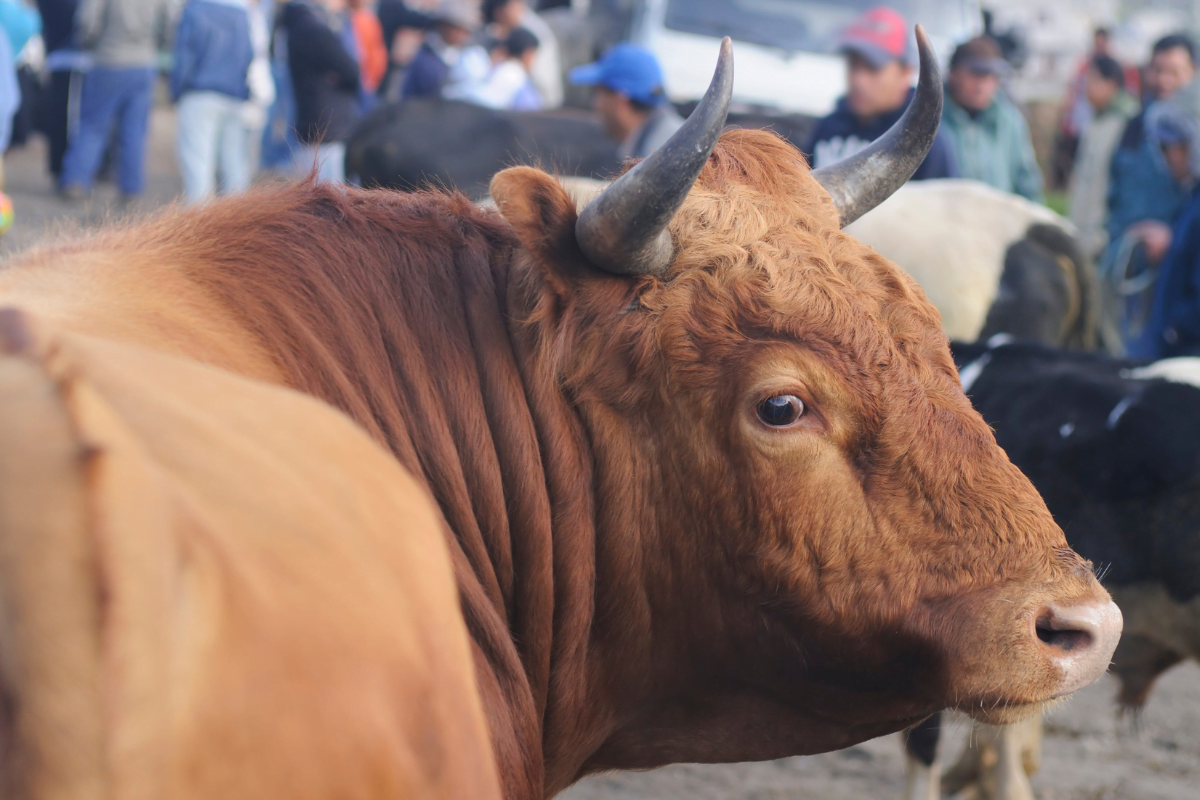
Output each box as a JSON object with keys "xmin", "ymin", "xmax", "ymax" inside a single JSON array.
[
  {"xmin": 280, "ymin": 0, "xmax": 361, "ymax": 182},
  {"xmin": 1106, "ymin": 34, "xmax": 1197, "ymax": 267},
  {"xmin": 35, "ymin": 0, "xmax": 82, "ymax": 181},
  {"xmin": 804, "ymin": 6, "xmax": 957, "ymax": 180},
  {"xmin": 449, "ymin": 26, "xmax": 540, "ymax": 110},
  {"xmin": 1067, "ymin": 54, "xmax": 1139, "ymax": 260},
  {"xmin": 170, "ymin": 0, "xmax": 255, "ymax": 203},
  {"xmin": 401, "ymin": 0, "xmax": 487, "ymax": 100},
  {"xmin": 349, "ymin": 0, "xmax": 388, "ymax": 96},
  {"xmin": 0, "ymin": 20, "xmax": 18, "ymax": 194},
  {"xmin": 59, "ymin": 0, "xmax": 173, "ymax": 202},
  {"xmin": 0, "ymin": 0, "xmax": 40, "ymax": 61},
  {"xmin": 242, "ymin": 0, "xmax": 275, "ymax": 173},
  {"xmin": 1055, "ymin": 27, "xmax": 1122, "ymax": 187},
  {"xmin": 376, "ymin": 0, "xmax": 432, "ymax": 100},
  {"xmin": 1126, "ymin": 77, "xmax": 1200, "ymax": 359},
  {"xmin": 569, "ymin": 42, "xmax": 682, "ymax": 161},
  {"xmin": 486, "ymin": 0, "xmax": 561, "ymax": 108},
  {"xmin": 941, "ymin": 35, "xmax": 1044, "ymax": 202}
]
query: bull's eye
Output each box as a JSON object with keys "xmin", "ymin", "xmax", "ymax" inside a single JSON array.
[{"xmin": 756, "ymin": 395, "xmax": 805, "ymax": 427}]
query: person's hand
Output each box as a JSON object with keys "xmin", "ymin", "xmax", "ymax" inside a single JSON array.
[{"xmin": 1129, "ymin": 220, "xmax": 1174, "ymax": 264}]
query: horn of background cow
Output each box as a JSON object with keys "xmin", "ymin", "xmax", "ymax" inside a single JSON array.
[
  {"xmin": 574, "ymin": 37, "xmax": 734, "ymax": 277},
  {"xmin": 811, "ymin": 25, "xmax": 943, "ymax": 228}
]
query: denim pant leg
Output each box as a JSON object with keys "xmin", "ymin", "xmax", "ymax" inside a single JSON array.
[
  {"xmin": 216, "ymin": 97, "xmax": 251, "ymax": 195},
  {"xmin": 114, "ymin": 67, "xmax": 155, "ymax": 196},
  {"xmin": 176, "ymin": 91, "xmax": 222, "ymax": 203},
  {"xmin": 60, "ymin": 67, "xmax": 126, "ymax": 191}
]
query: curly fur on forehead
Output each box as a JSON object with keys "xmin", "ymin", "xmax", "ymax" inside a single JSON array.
[{"xmin": 640, "ymin": 129, "xmax": 957, "ymax": 389}]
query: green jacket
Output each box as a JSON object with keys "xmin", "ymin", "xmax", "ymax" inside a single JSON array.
[{"xmin": 941, "ymin": 90, "xmax": 1045, "ymax": 202}]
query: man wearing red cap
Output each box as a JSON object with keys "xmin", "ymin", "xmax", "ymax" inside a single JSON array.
[{"xmin": 804, "ymin": 6, "xmax": 957, "ymax": 180}]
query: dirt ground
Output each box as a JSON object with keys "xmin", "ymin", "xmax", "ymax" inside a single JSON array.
[{"xmin": 3, "ymin": 111, "xmax": 1199, "ymax": 800}]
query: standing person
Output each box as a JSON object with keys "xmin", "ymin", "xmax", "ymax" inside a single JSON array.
[
  {"xmin": 1126, "ymin": 80, "xmax": 1200, "ymax": 359},
  {"xmin": 401, "ymin": 0, "xmax": 486, "ymax": 100},
  {"xmin": 242, "ymin": 0, "xmax": 275, "ymax": 175},
  {"xmin": 170, "ymin": 0, "xmax": 255, "ymax": 203},
  {"xmin": 941, "ymin": 35, "xmax": 1044, "ymax": 202},
  {"xmin": 487, "ymin": 0, "xmax": 560, "ymax": 108},
  {"xmin": 568, "ymin": 42, "xmax": 682, "ymax": 161},
  {"xmin": 450, "ymin": 26, "xmax": 540, "ymax": 110},
  {"xmin": 349, "ymin": 0, "xmax": 387, "ymax": 95},
  {"xmin": 1055, "ymin": 26, "xmax": 1114, "ymax": 186},
  {"xmin": 804, "ymin": 7, "xmax": 956, "ymax": 180},
  {"xmin": 1067, "ymin": 55, "xmax": 1138, "ymax": 260},
  {"xmin": 1106, "ymin": 34, "xmax": 1197, "ymax": 264},
  {"xmin": 58, "ymin": 0, "xmax": 174, "ymax": 202},
  {"xmin": 376, "ymin": 0, "xmax": 432, "ymax": 100},
  {"xmin": 279, "ymin": 0, "xmax": 360, "ymax": 183},
  {"xmin": 35, "ymin": 0, "xmax": 83, "ymax": 182}
]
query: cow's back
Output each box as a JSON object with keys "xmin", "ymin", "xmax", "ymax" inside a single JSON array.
[{"xmin": 0, "ymin": 311, "xmax": 501, "ymax": 799}]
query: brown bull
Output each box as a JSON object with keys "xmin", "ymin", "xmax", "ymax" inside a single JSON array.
[{"xmin": 0, "ymin": 33, "xmax": 1119, "ymax": 800}]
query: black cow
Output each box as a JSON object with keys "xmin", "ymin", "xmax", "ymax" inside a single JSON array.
[
  {"xmin": 345, "ymin": 98, "xmax": 815, "ymax": 197},
  {"xmin": 900, "ymin": 338, "xmax": 1200, "ymax": 800}
]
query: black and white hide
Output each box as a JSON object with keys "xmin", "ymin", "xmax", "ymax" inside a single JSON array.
[{"xmin": 899, "ymin": 338, "xmax": 1200, "ymax": 800}]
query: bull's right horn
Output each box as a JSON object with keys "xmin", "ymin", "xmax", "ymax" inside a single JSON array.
[
  {"xmin": 811, "ymin": 25, "xmax": 943, "ymax": 228},
  {"xmin": 575, "ymin": 37, "xmax": 734, "ymax": 277}
]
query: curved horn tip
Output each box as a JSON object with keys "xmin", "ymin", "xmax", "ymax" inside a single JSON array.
[
  {"xmin": 811, "ymin": 20, "xmax": 943, "ymax": 228},
  {"xmin": 574, "ymin": 36, "xmax": 734, "ymax": 276}
]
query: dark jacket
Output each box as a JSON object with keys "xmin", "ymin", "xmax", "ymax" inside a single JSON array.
[
  {"xmin": 805, "ymin": 88, "xmax": 959, "ymax": 181},
  {"xmin": 377, "ymin": 0, "xmax": 432, "ymax": 57},
  {"xmin": 280, "ymin": 1, "xmax": 360, "ymax": 144},
  {"xmin": 170, "ymin": 0, "xmax": 253, "ymax": 102},
  {"xmin": 1129, "ymin": 189, "xmax": 1200, "ymax": 359},
  {"xmin": 1106, "ymin": 109, "xmax": 1190, "ymax": 243},
  {"xmin": 401, "ymin": 41, "xmax": 448, "ymax": 99},
  {"xmin": 35, "ymin": 0, "xmax": 79, "ymax": 54}
]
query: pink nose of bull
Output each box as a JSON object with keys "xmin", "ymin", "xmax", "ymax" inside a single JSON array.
[{"xmin": 1036, "ymin": 600, "xmax": 1123, "ymax": 697}]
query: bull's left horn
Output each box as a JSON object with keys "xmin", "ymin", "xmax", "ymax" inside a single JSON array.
[
  {"xmin": 575, "ymin": 37, "xmax": 734, "ymax": 277},
  {"xmin": 812, "ymin": 25, "xmax": 943, "ymax": 228}
]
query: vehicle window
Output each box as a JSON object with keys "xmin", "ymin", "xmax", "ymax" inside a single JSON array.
[{"xmin": 664, "ymin": 0, "xmax": 961, "ymax": 53}]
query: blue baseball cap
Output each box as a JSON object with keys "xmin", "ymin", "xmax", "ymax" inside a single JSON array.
[{"xmin": 569, "ymin": 43, "xmax": 667, "ymax": 107}]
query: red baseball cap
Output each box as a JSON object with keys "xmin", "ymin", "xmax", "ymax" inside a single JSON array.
[{"xmin": 840, "ymin": 7, "xmax": 915, "ymax": 68}]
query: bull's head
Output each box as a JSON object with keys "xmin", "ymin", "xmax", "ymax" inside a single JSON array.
[{"xmin": 492, "ymin": 30, "xmax": 1120, "ymax": 769}]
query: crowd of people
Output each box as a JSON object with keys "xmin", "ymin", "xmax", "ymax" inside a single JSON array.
[{"xmin": 0, "ymin": 0, "xmax": 566, "ymax": 200}]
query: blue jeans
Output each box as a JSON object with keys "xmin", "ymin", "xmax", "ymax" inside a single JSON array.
[
  {"xmin": 176, "ymin": 91, "xmax": 250, "ymax": 203},
  {"xmin": 60, "ymin": 66, "xmax": 155, "ymax": 196}
]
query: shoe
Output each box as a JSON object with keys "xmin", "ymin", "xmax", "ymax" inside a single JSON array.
[{"xmin": 58, "ymin": 185, "xmax": 88, "ymax": 202}]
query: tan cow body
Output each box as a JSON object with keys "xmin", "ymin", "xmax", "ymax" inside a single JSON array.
[
  {"xmin": 0, "ymin": 130, "xmax": 1120, "ymax": 799},
  {"xmin": 0, "ymin": 317, "xmax": 499, "ymax": 799}
]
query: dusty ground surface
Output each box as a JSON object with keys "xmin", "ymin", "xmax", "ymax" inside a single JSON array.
[{"xmin": 3, "ymin": 112, "xmax": 1199, "ymax": 800}]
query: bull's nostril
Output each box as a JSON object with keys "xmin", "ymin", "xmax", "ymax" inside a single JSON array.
[{"xmin": 1035, "ymin": 617, "xmax": 1092, "ymax": 652}]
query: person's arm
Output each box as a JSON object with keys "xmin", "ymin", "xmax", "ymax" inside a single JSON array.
[
  {"xmin": 167, "ymin": 5, "xmax": 194, "ymax": 101},
  {"xmin": 912, "ymin": 130, "xmax": 958, "ymax": 180},
  {"xmin": 290, "ymin": 18, "xmax": 360, "ymax": 90},
  {"xmin": 74, "ymin": 0, "xmax": 105, "ymax": 49},
  {"xmin": 1011, "ymin": 113, "xmax": 1045, "ymax": 203}
]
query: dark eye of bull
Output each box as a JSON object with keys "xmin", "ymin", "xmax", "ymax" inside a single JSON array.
[{"xmin": 756, "ymin": 395, "xmax": 805, "ymax": 427}]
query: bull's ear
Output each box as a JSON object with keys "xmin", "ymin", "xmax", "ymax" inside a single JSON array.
[{"xmin": 491, "ymin": 167, "xmax": 593, "ymax": 292}]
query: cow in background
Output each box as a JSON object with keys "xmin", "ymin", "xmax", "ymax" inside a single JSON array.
[
  {"xmin": 902, "ymin": 339, "xmax": 1200, "ymax": 800},
  {"xmin": 846, "ymin": 180, "xmax": 1103, "ymax": 350}
]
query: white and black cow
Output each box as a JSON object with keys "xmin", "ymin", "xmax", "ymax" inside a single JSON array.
[
  {"xmin": 846, "ymin": 180, "xmax": 1102, "ymax": 349},
  {"xmin": 901, "ymin": 338, "xmax": 1200, "ymax": 800}
]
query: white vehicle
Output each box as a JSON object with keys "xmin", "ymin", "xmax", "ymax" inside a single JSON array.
[{"xmin": 625, "ymin": 0, "xmax": 983, "ymax": 116}]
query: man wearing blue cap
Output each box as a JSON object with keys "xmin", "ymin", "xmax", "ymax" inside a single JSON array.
[
  {"xmin": 569, "ymin": 43, "xmax": 683, "ymax": 161},
  {"xmin": 805, "ymin": 7, "xmax": 957, "ymax": 180}
]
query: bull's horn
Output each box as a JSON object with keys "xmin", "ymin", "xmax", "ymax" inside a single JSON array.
[
  {"xmin": 575, "ymin": 37, "xmax": 734, "ymax": 277},
  {"xmin": 812, "ymin": 25, "xmax": 943, "ymax": 228}
]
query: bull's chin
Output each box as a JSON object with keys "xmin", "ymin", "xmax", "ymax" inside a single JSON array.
[{"xmin": 957, "ymin": 696, "xmax": 1058, "ymax": 726}]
